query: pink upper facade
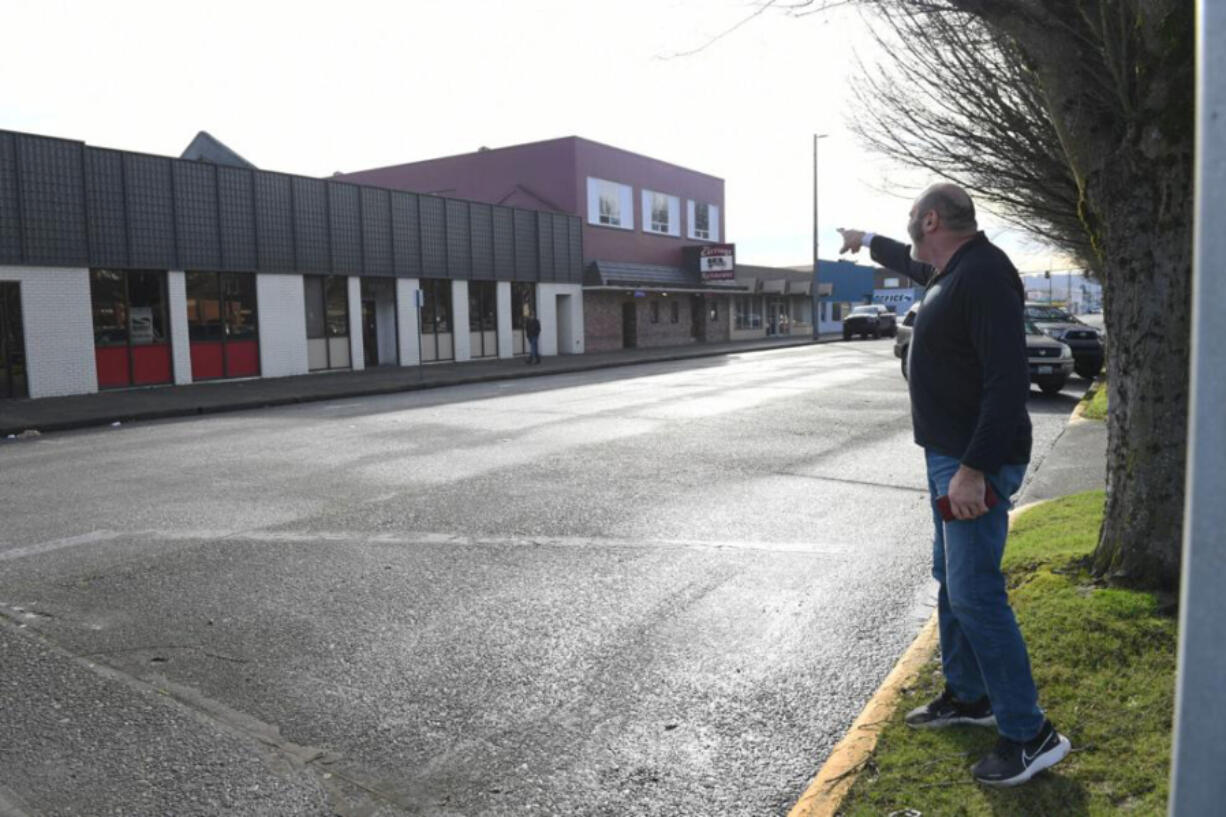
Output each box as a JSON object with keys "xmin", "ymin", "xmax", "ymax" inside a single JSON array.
[{"xmin": 332, "ymin": 136, "xmax": 725, "ymax": 269}]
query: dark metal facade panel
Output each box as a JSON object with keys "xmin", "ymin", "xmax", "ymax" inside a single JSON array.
[
  {"xmin": 1, "ymin": 129, "xmax": 585, "ymax": 284},
  {"xmin": 292, "ymin": 177, "xmax": 329, "ymax": 274},
  {"xmin": 173, "ymin": 161, "xmax": 221, "ymax": 269},
  {"xmin": 513, "ymin": 209, "xmax": 537, "ymax": 281},
  {"xmin": 536, "ymin": 212, "xmax": 555, "ymax": 282},
  {"xmin": 445, "ymin": 199, "xmax": 471, "ymax": 279},
  {"xmin": 360, "ymin": 187, "xmax": 392, "ymax": 277},
  {"xmin": 551, "ymin": 213, "xmax": 569, "ymax": 284},
  {"xmin": 491, "ymin": 207, "xmax": 514, "ymax": 281},
  {"xmin": 254, "ymin": 172, "xmax": 294, "ymax": 272},
  {"xmin": 390, "ymin": 191, "xmax": 421, "ymax": 277},
  {"xmin": 0, "ymin": 133, "xmax": 24, "ymax": 263},
  {"xmin": 16, "ymin": 135, "xmax": 88, "ymax": 265},
  {"xmin": 469, "ymin": 203, "xmax": 494, "ymax": 281},
  {"xmin": 567, "ymin": 216, "xmax": 583, "ymax": 284},
  {"xmin": 124, "ymin": 153, "xmax": 176, "ymax": 269},
  {"xmin": 84, "ymin": 148, "xmax": 128, "ymax": 268},
  {"xmin": 217, "ymin": 166, "xmax": 256, "ymax": 271},
  {"xmin": 419, "ymin": 195, "xmax": 446, "ymax": 278},
  {"xmin": 328, "ymin": 182, "xmax": 362, "ymax": 273}
]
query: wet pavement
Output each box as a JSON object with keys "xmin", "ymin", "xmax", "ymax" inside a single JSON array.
[{"xmin": 0, "ymin": 340, "xmax": 1086, "ymax": 816}]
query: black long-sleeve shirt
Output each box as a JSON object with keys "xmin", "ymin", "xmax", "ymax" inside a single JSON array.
[{"xmin": 870, "ymin": 233, "xmax": 1032, "ymax": 473}]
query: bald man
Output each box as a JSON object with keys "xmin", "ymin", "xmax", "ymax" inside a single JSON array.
[{"xmin": 838, "ymin": 185, "xmax": 1070, "ymax": 787}]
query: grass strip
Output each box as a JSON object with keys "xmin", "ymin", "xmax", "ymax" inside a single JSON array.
[
  {"xmin": 837, "ymin": 490, "xmax": 1175, "ymax": 817},
  {"xmin": 1082, "ymin": 381, "xmax": 1109, "ymax": 421}
]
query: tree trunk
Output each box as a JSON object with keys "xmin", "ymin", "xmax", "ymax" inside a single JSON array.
[
  {"xmin": 1098, "ymin": 180, "xmax": 1191, "ymax": 586},
  {"xmin": 1092, "ymin": 153, "xmax": 1193, "ymax": 589}
]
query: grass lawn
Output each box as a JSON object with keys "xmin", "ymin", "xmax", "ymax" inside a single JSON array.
[
  {"xmin": 1082, "ymin": 382, "xmax": 1109, "ymax": 420},
  {"xmin": 837, "ymin": 491, "xmax": 1175, "ymax": 817}
]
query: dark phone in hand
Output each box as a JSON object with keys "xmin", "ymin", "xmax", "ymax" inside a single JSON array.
[{"xmin": 936, "ymin": 483, "xmax": 1000, "ymax": 522}]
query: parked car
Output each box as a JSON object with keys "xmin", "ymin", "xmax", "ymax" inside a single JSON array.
[
  {"xmin": 843, "ymin": 304, "xmax": 897, "ymax": 340},
  {"xmin": 896, "ymin": 309, "xmax": 1072, "ymax": 395},
  {"xmin": 894, "ymin": 302, "xmax": 920, "ymax": 379},
  {"xmin": 1024, "ymin": 303, "xmax": 1104, "ymax": 379},
  {"xmin": 1025, "ymin": 319, "xmax": 1075, "ymax": 395}
]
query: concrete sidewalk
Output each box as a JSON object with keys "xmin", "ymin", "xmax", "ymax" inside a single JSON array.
[
  {"xmin": 1019, "ymin": 413, "xmax": 1108, "ymax": 505},
  {"xmin": 0, "ymin": 335, "xmax": 840, "ymax": 436}
]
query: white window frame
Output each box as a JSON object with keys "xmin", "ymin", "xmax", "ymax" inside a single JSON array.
[
  {"xmin": 586, "ymin": 177, "xmax": 634, "ymax": 230},
  {"xmin": 641, "ymin": 189, "xmax": 681, "ymax": 237},
  {"xmin": 687, "ymin": 200, "xmax": 720, "ymax": 242}
]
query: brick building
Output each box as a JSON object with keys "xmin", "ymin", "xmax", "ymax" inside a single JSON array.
[{"xmin": 334, "ymin": 137, "xmax": 757, "ymax": 352}]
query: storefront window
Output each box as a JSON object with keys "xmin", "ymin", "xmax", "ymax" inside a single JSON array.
[
  {"xmin": 187, "ymin": 272, "xmax": 222, "ymax": 342},
  {"xmin": 91, "ymin": 269, "xmax": 128, "ymax": 347},
  {"xmin": 304, "ymin": 274, "xmax": 350, "ymax": 371},
  {"xmin": 90, "ymin": 269, "xmax": 172, "ymax": 388},
  {"xmin": 223, "ymin": 273, "xmax": 258, "ymax": 340},
  {"xmin": 188, "ymin": 271, "xmax": 260, "ymax": 379},
  {"xmin": 325, "ymin": 276, "xmax": 349, "ymax": 337}
]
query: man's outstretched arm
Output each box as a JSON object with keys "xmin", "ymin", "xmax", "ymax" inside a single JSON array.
[{"xmin": 837, "ymin": 229, "xmax": 935, "ymax": 286}]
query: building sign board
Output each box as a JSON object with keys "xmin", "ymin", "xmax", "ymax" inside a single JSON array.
[
  {"xmin": 872, "ymin": 287, "xmax": 922, "ymax": 314},
  {"xmin": 692, "ymin": 244, "xmax": 736, "ymax": 282}
]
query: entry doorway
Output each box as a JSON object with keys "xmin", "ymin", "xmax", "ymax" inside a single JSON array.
[
  {"xmin": 691, "ymin": 295, "xmax": 706, "ymax": 342},
  {"xmin": 556, "ymin": 294, "xmax": 574, "ymax": 355},
  {"xmin": 0, "ymin": 282, "xmax": 27, "ymax": 399},
  {"xmin": 360, "ymin": 278, "xmax": 399, "ymax": 367},
  {"xmin": 622, "ymin": 301, "xmax": 637, "ymax": 349}
]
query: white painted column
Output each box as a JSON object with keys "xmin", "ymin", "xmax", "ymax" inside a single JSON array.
[
  {"xmin": 347, "ymin": 275, "xmax": 365, "ymax": 371},
  {"xmin": 0, "ymin": 266, "xmax": 97, "ymax": 398},
  {"xmin": 451, "ymin": 279, "xmax": 471, "ymax": 362},
  {"xmin": 395, "ymin": 278, "xmax": 421, "ymax": 366},
  {"xmin": 166, "ymin": 271, "xmax": 192, "ymax": 385},
  {"xmin": 535, "ymin": 284, "xmax": 558, "ymax": 357},
  {"xmin": 256, "ymin": 273, "xmax": 309, "ymax": 378},
  {"xmin": 496, "ymin": 281, "xmax": 513, "ymax": 359},
  {"xmin": 558, "ymin": 283, "xmax": 585, "ymax": 355}
]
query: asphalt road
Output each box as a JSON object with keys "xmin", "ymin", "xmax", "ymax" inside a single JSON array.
[{"xmin": 0, "ymin": 340, "xmax": 1086, "ymax": 817}]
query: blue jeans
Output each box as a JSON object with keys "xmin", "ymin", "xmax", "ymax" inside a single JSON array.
[
  {"xmin": 528, "ymin": 337, "xmax": 540, "ymax": 362},
  {"xmin": 925, "ymin": 450, "xmax": 1045, "ymax": 742}
]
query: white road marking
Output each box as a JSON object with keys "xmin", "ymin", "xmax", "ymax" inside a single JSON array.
[{"xmin": 0, "ymin": 530, "xmax": 122, "ymax": 562}]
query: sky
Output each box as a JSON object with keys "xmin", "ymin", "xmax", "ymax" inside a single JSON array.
[{"xmin": 1, "ymin": 0, "xmax": 1072, "ymax": 273}]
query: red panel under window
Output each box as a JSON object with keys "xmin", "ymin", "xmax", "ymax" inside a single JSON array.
[
  {"xmin": 224, "ymin": 340, "xmax": 259, "ymax": 377},
  {"xmin": 131, "ymin": 344, "xmax": 172, "ymax": 385},
  {"xmin": 190, "ymin": 342, "xmax": 224, "ymax": 380},
  {"xmin": 95, "ymin": 347, "xmax": 130, "ymax": 389}
]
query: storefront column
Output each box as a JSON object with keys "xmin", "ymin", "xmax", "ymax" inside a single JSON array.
[
  {"xmin": 536, "ymin": 283, "xmax": 584, "ymax": 356},
  {"xmin": 347, "ymin": 276, "xmax": 365, "ymax": 371},
  {"xmin": 451, "ymin": 279, "xmax": 471, "ymax": 362},
  {"xmin": 395, "ymin": 278, "xmax": 421, "ymax": 366},
  {"xmin": 0, "ymin": 266, "xmax": 96, "ymax": 398},
  {"xmin": 166, "ymin": 271, "xmax": 192, "ymax": 385},
  {"xmin": 256, "ymin": 273, "xmax": 309, "ymax": 378},
  {"xmin": 496, "ymin": 281, "xmax": 513, "ymax": 359}
]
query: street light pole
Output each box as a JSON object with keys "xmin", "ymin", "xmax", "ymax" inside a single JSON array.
[{"xmin": 812, "ymin": 133, "xmax": 828, "ymax": 340}]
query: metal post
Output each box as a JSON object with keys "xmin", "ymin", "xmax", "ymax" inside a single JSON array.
[
  {"xmin": 811, "ymin": 133, "xmax": 827, "ymax": 340},
  {"xmin": 1169, "ymin": 2, "xmax": 1226, "ymax": 813}
]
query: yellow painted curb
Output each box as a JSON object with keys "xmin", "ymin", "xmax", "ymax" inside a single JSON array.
[
  {"xmin": 786, "ymin": 613, "xmax": 940, "ymax": 817},
  {"xmin": 787, "ymin": 502, "xmax": 1045, "ymax": 817}
]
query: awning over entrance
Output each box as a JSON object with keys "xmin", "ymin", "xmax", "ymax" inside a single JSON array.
[{"xmin": 584, "ymin": 261, "xmax": 750, "ymax": 293}]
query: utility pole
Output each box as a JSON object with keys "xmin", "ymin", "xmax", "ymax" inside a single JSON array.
[
  {"xmin": 811, "ymin": 133, "xmax": 828, "ymax": 340},
  {"xmin": 1169, "ymin": 2, "xmax": 1226, "ymax": 813}
]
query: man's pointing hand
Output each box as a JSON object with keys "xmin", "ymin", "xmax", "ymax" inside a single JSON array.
[{"xmin": 837, "ymin": 228, "xmax": 866, "ymax": 255}]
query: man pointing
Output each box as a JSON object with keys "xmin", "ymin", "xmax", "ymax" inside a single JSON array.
[{"xmin": 838, "ymin": 184, "xmax": 1070, "ymax": 787}]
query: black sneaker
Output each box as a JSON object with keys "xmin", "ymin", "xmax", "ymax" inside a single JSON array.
[
  {"xmin": 972, "ymin": 719, "xmax": 1071, "ymax": 787},
  {"xmin": 904, "ymin": 688, "xmax": 996, "ymax": 729}
]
